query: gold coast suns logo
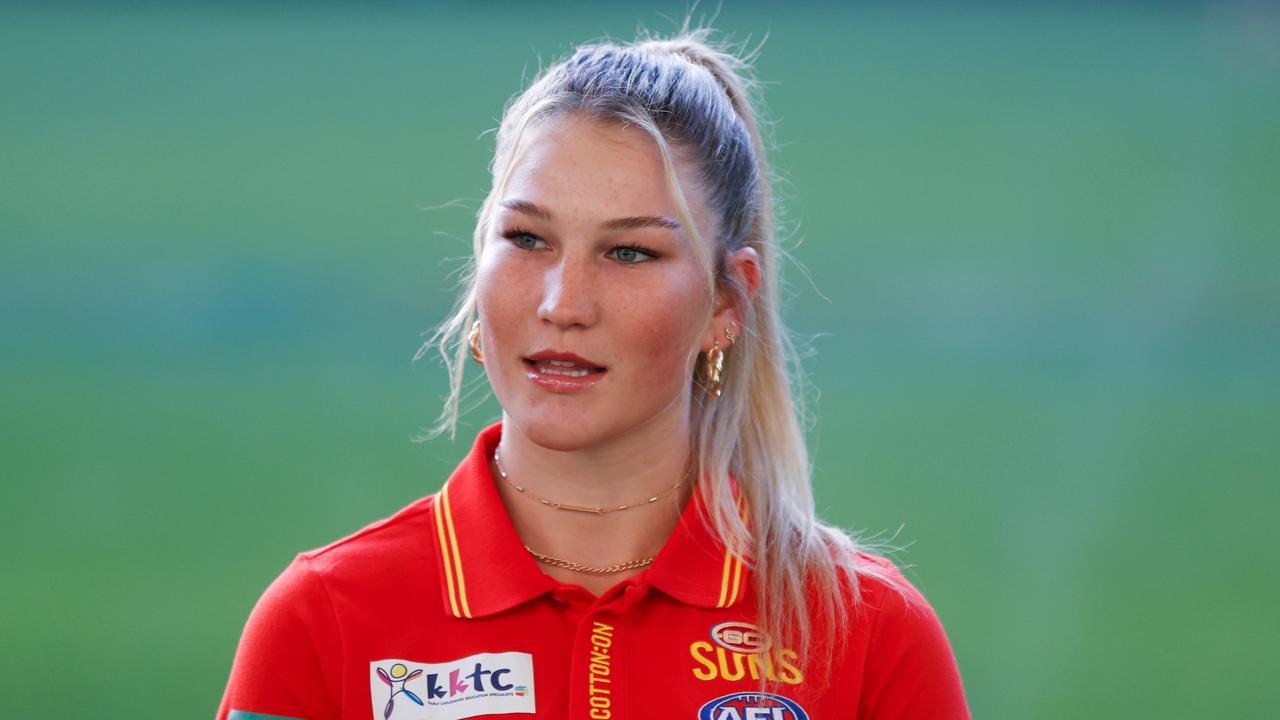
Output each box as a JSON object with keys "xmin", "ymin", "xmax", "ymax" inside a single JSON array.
[{"xmin": 690, "ymin": 622, "xmax": 803, "ymax": 685}]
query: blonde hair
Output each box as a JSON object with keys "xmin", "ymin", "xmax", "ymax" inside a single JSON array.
[{"xmin": 417, "ymin": 23, "xmax": 901, "ymax": 682}]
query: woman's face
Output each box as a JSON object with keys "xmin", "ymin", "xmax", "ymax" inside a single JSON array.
[{"xmin": 475, "ymin": 113, "xmax": 720, "ymax": 452}]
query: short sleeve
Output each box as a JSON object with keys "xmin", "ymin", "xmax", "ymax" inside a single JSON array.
[
  {"xmin": 216, "ymin": 555, "xmax": 342, "ymax": 720},
  {"xmin": 858, "ymin": 559, "xmax": 970, "ymax": 720}
]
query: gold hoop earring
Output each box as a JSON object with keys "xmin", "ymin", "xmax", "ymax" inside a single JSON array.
[
  {"xmin": 704, "ymin": 340, "xmax": 725, "ymax": 398},
  {"xmin": 467, "ymin": 319, "xmax": 484, "ymax": 365}
]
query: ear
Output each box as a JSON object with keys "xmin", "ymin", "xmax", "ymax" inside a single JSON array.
[{"xmin": 703, "ymin": 247, "xmax": 762, "ymax": 352}]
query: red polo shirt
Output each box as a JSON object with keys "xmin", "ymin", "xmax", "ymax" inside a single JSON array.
[{"xmin": 217, "ymin": 423, "xmax": 969, "ymax": 720}]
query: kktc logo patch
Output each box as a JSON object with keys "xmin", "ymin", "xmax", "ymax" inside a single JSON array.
[
  {"xmin": 369, "ymin": 652, "xmax": 534, "ymax": 720},
  {"xmin": 698, "ymin": 691, "xmax": 809, "ymax": 720}
]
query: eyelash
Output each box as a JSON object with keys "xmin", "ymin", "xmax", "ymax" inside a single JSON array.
[{"xmin": 500, "ymin": 228, "xmax": 660, "ymax": 264}]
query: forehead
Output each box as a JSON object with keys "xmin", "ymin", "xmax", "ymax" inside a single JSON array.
[{"xmin": 499, "ymin": 113, "xmax": 711, "ymax": 232}]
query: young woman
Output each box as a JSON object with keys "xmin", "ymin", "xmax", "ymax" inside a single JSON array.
[{"xmin": 219, "ymin": 28, "xmax": 970, "ymax": 720}]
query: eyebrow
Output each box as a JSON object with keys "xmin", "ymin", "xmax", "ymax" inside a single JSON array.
[{"xmin": 499, "ymin": 199, "xmax": 682, "ymax": 232}]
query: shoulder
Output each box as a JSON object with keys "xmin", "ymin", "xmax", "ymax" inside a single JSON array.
[
  {"xmin": 846, "ymin": 551, "xmax": 971, "ymax": 719},
  {"xmin": 244, "ymin": 492, "xmax": 442, "ymax": 620},
  {"xmin": 847, "ymin": 550, "xmax": 950, "ymax": 649},
  {"xmin": 850, "ymin": 551, "xmax": 923, "ymax": 611},
  {"xmin": 295, "ymin": 493, "xmax": 441, "ymax": 583},
  {"xmin": 244, "ymin": 492, "xmax": 449, "ymax": 632},
  {"xmin": 218, "ymin": 494, "xmax": 447, "ymax": 719}
]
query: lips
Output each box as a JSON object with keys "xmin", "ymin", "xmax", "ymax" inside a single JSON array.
[
  {"xmin": 523, "ymin": 350, "xmax": 606, "ymax": 393},
  {"xmin": 524, "ymin": 350, "xmax": 606, "ymax": 373}
]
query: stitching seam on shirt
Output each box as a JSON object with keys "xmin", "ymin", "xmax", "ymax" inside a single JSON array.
[
  {"xmin": 299, "ymin": 554, "xmax": 346, "ymax": 720},
  {"xmin": 858, "ymin": 573, "xmax": 893, "ymax": 720}
]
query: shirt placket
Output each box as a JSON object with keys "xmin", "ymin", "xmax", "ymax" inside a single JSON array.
[{"xmin": 562, "ymin": 580, "xmax": 650, "ymax": 719}]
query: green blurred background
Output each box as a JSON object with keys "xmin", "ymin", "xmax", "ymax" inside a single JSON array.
[{"xmin": 3, "ymin": 1, "xmax": 1277, "ymax": 717}]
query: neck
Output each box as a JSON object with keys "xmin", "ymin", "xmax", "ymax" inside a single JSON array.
[{"xmin": 493, "ymin": 411, "xmax": 695, "ymax": 596}]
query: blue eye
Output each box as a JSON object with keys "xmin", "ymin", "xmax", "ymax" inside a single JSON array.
[
  {"xmin": 502, "ymin": 229, "xmax": 545, "ymax": 251},
  {"xmin": 608, "ymin": 244, "xmax": 658, "ymax": 264}
]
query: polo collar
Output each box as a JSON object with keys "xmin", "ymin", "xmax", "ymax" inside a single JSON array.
[
  {"xmin": 430, "ymin": 422, "xmax": 748, "ymax": 619},
  {"xmin": 644, "ymin": 477, "xmax": 750, "ymax": 610}
]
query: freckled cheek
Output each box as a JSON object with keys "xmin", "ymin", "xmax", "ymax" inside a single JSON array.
[
  {"xmin": 475, "ymin": 259, "xmax": 533, "ymax": 362},
  {"xmin": 615, "ymin": 289, "xmax": 707, "ymax": 379}
]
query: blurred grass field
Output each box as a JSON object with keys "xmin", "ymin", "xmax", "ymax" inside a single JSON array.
[{"xmin": 2, "ymin": 2, "xmax": 1278, "ymax": 718}]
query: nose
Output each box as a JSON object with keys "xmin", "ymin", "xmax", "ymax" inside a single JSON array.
[{"xmin": 537, "ymin": 255, "xmax": 599, "ymax": 330}]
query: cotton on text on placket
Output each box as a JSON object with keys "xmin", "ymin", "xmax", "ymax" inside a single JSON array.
[{"xmin": 586, "ymin": 621, "xmax": 615, "ymax": 718}]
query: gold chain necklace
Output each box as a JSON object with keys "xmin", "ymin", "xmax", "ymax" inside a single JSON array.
[
  {"xmin": 524, "ymin": 545, "xmax": 656, "ymax": 574},
  {"xmin": 493, "ymin": 446, "xmax": 684, "ymax": 514}
]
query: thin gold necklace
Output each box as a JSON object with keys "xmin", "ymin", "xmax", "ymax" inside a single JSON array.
[
  {"xmin": 523, "ymin": 546, "xmax": 656, "ymax": 574},
  {"xmin": 493, "ymin": 446, "xmax": 684, "ymax": 515}
]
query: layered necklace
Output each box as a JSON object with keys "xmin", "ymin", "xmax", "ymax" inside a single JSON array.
[{"xmin": 493, "ymin": 445, "xmax": 684, "ymax": 574}]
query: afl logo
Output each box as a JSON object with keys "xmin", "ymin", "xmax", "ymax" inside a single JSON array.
[
  {"xmin": 710, "ymin": 621, "xmax": 766, "ymax": 653},
  {"xmin": 698, "ymin": 692, "xmax": 809, "ymax": 720}
]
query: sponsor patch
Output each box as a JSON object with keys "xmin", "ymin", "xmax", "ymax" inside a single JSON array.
[
  {"xmin": 698, "ymin": 692, "xmax": 809, "ymax": 720},
  {"xmin": 369, "ymin": 652, "xmax": 535, "ymax": 720}
]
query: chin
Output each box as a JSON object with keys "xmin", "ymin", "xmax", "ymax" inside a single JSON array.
[{"xmin": 507, "ymin": 410, "xmax": 615, "ymax": 453}]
